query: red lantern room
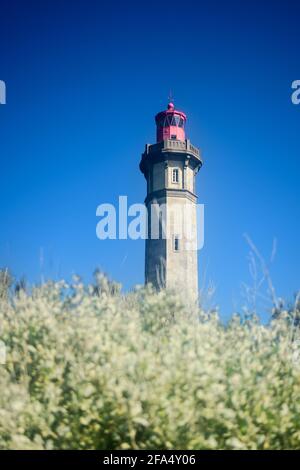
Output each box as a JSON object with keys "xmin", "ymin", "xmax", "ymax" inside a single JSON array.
[{"xmin": 155, "ymin": 102, "xmax": 187, "ymax": 143}]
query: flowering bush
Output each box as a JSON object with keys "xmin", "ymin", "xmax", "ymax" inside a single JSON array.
[{"xmin": 0, "ymin": 274, "xmax": 300, "ymax": 449}]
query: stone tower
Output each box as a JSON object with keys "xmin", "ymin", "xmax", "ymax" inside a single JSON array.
[{"xmin": 140, "ymin": 102, "xmax": 202, "ymax": 301}]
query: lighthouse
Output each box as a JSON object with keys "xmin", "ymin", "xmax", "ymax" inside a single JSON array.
[{"xmin": 140, "ymin": 102, "xmax": 202, "ymax": 301}]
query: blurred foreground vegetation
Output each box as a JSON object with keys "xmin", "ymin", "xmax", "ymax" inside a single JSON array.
[{"xmin": 0, "ymin": 270, "xmax": 300, "ymax": 449}]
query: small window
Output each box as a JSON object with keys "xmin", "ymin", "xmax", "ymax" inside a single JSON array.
[
  {"xmin": 165, "ymin": 114, "xmax": 177, "ymax": 126},
  {"xmin": 169, "ymin": 115, "xmax": 176, "ymax": 126},
  {"xmin": 171, "ymin": 134, "xmax": 177, "ymax": 140},
  {"xmin": 164, "ymin": 115, "xmax": 170, "ymax": 127},
  {"xmin": 172, "ymin": 168, "xmax": 179, "ymax": 183},
  {"xmin": 179, "ymin": 118, "xmax": 185, "ymax": 128},
  {"xmin": 174, "ymin": 115, "xmax": 180, "ymax": 126},
  {"xmin": 173, "ymin": 235, "xmax": 180, "ymax": 251}
]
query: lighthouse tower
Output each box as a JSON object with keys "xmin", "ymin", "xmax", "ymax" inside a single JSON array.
[{"xmin": 140, "ymin": 102, "xmax": 202, "ymax": 301}]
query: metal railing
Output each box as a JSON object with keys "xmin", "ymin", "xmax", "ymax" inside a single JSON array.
[{"xmin": 146, "ymin": 139, "xmax": 200, "ymax": 159}]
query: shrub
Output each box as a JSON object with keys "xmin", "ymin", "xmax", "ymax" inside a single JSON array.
[{"xmin": 0, "ymin": 276, "xmax": 300, "ymax": 449}]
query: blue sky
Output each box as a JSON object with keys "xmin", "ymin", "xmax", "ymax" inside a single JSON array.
[{"xmin": 0, "ymin": 0, "xmax": 299, "ymax": 318}]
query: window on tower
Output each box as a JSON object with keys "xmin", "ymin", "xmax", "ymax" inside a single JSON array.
[
  {"xmin": 166, "ymin": 114, "xmax": 176, "ymax": 126},
  {"xmin": 172, "ymin": 168, "xmax": 179, "ymax": 183},
  {"xmin": 169, "ymin": 115, "xmax": 175, "ymax": 126},
  {"xmin": 160, "ymin": 114, "xmax": 183, "ymax": 128},
  {"xmin": 164, "ymin": 115, "xmax": 170, "ymax": 126},
  {"xmin": 173, "ymin": 235, "xmax": 180, "ymax": 252}
]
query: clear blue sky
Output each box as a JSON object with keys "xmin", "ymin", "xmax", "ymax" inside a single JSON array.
[{"xmin": 0, "ymin": 0, "xmax": 299, "ymax": 319}]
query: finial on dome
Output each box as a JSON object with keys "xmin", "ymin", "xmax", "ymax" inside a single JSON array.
[{"xmin": 168, "ymin": 90, "xmax": 174, "ymax": 110}]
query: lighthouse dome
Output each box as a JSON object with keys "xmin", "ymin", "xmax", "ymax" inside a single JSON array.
[{"xmin": 155, "ymin": 102, "xmax": 187, "ymax": 143}]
